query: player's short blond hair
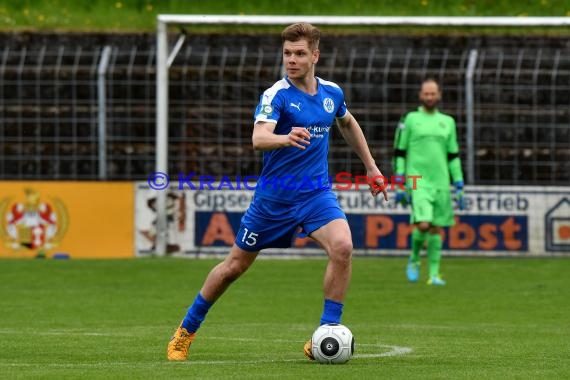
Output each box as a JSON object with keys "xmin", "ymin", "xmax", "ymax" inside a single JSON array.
[{"xmin": 281, "ymin": 22, "xmax": 321, "ymax": 51}]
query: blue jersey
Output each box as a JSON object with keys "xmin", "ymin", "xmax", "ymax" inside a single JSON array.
[{"xmin": 253, "ymin": 76, "xmax": 347, "ymax": 203}]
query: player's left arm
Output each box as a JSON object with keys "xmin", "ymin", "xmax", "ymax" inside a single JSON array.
[
  {"xmin": 447, "ymin": 117, "xmax": 465, "ymax": 209},
  {"xmin": 447, "ymin": 117, "xmax": 464, "ymax": 184},
  {"xmin": 336, "ymin": 111, "xmax": 388, "ymax": 200}
]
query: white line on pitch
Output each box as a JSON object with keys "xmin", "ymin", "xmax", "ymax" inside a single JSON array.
[{"xmin": 0, "ymin": 329, "xmax": 412, "ymax": 362}]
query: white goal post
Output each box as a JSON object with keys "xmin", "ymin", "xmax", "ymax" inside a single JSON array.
[{"xmin": 154, "ymin": 14, "xmax": 570, "ymax": 256}]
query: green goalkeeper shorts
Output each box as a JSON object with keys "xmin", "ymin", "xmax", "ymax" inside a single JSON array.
[{"xmin": 410, "ymin": 187, "xmax": 455, "ymax": 227}]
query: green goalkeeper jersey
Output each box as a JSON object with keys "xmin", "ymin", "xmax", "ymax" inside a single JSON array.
[{"xmin": 393, "ymin": 106, "xmax": 463, "ymax": 191}]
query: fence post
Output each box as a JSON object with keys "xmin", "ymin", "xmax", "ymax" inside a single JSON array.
[
  {"xmin": 465, "ymin": 49, "xmax": 478, "ymax": 185},
  {"xmin": 155, "ymin": 20, "xmax": 169, "ymax": 256},
  {"xmin": 97, "ymin": 46, "xmax": 112, "ymax": 180}
]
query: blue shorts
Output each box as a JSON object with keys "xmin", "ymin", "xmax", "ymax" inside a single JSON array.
[{"xmin": 234, "ymin": 190, "xmax": 346, "ymax": 252}]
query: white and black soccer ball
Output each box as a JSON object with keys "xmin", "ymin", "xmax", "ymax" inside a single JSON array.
[{"xmin": 311, "ymin": 323, "xmax": 355, "ymax": 364}]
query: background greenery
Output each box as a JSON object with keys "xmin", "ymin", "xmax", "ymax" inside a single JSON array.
[
  {"xmin": 0, "ymin": 257, "xmax": 568, "ymax": 379},
  {"xmin": 0, "ymin": 0, "xmax": 569, "ymax": 32}
]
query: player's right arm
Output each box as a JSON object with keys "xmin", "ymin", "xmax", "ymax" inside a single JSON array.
[
  {"xmin": 252, "ymin": 122, "xmax": 310, "ymax": 151},
  {"xmin": 392, "ymin": 115, "xmax": 410, "ymax": 175},
  {"xmin": 252, "ymin": 86, "xmax": 310, "ymax": 151},
  {"xmin": 392, "ymin": 115, "xmax": 411, "ymax": 205}
]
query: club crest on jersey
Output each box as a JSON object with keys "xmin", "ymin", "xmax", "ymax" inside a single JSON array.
[
  {"xmin": 260, "ymin": 104, "xmax": 273, "ymax": 116},
  {"xmin": 323, "ymin": 98, "xmax": 335, "ymax": 113}
]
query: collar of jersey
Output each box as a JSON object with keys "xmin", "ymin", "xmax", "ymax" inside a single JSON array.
[
  {"xmin": 285, "ymin": 76, "xmax": 319, "ymax": 97},
  {"xmin": 418, "ymin": 106, "xmax": 439, "ymax": 114}
]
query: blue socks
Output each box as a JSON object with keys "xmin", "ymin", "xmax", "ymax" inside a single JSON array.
[
  {"xmin": 181, "ymin": 293, "xmax": 212, "ymax": 333},
  {"xmin": 320, "ymin": 299, "xmax": 344, "ymax": 325},
  {"xmin": 181, "ymin": 295, "xmax": 342, "ymax": 332}
]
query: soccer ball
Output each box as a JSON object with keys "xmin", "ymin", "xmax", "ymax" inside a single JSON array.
[{"xmin": 311, "ymin": 323, "xmax": 355, "ymax": 364}]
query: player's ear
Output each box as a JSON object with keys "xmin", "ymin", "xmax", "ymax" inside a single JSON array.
[{"xmin": 312, "ymin": 49, "xmax": 320, "ymax": 64}]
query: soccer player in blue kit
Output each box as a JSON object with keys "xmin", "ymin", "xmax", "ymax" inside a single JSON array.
[{"xmin": 167, "ymin": 22, "xmax": 389, "ymax": 361}]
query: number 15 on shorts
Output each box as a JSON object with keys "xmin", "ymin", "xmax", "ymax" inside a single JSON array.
[{"xmin": 241, "ymin": 228, "xmax": 259, "ymax": 247}]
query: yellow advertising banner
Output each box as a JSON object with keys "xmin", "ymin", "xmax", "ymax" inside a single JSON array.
[{"xmin": 0, "ymin": 182, "xmax": 134, "ymax": 259}]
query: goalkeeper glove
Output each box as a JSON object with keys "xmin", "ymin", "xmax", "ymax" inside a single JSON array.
[
  {"xmin": 454, "ymin": 181, "xmax": 465, "ymax": 210},
  {"xmin": 393, "ymin": 174, "xmax": 411, "ymax": 207}
]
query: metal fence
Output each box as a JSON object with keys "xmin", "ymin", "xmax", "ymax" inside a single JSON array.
[{"xmin": 0, "ymin": 36, "xmax": 568, "ymax": 185}]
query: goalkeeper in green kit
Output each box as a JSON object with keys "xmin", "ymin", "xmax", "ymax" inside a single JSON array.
[{"xmin": 392, "ymin": 78, "xmax": 465, "ymax": 286}]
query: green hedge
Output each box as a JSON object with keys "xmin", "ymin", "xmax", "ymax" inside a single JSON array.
[{"xmin": 1, "ymin": 0, "xmax": 569, "ymax": 32}]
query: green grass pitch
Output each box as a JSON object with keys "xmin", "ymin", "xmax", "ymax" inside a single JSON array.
[{"xmin": 0, "ymin": 257, "xmax": 568, "ymax": 379}]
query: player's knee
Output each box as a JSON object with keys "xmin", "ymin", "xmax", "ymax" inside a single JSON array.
[
  {"xmin": 329, "ymin": 239, "xmax": 352, "ymax": 263},
  {"xmin": 429, "ymin": 226, "xmax": 442, "ymax": 234},
  {"xmin": 417, "ymin": 222, "xmax": 430, "ymax": 232}
]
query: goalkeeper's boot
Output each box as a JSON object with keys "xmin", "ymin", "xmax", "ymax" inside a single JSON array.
[
  {"xmin": 427, "ymin": 275, "xmax": 446, "ymax": 286},
  {"xmin": 167, "ymin": 325, "xmax": 196, "ymax": 361},
  {"xmin": 303, "ymin": 339, "xmax": 315, "ymax": 361},
  {"xmin": 406, "ymin": 260, "xmax": 420, "ymax": 283}
]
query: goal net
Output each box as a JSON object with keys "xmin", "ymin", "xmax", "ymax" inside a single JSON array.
[{"xmin": 150, "ymin": 15, "xmax": 570, "ymax": 256}]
